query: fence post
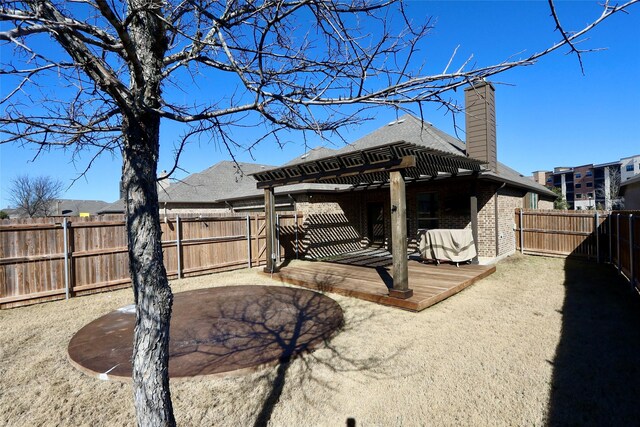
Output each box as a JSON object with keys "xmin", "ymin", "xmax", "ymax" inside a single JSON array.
[
  {"xmin": 294, "ymin": 212, "xmax": 299, "ymax": 260},
  {"xmin": 630, "ymin": 214, "xmax": 635, "ymax": 288},
  {"xmin": 246, "ymin": 214, "xmax": 252, "ymax": 268},
  {"xmin": 176, "ymin": 215, "xmax": 182, "ymax": 279},
  {"xmin": 63, "ymin": 218, "xmax": 70, "ymax": 300},
  {"xmin": 617, "ymin": 213, "xmax": 621, "ymax": 273},
  {"xmin": 609, "ymin": 212, "xmax": 612, "ymax": 264},
  {"xmin": 519, "ymin": 209, "xmax": 524, "ymax": 254},
  {"xmin": 595, "ymin": 211, "xmax": 600, "ymax": 263}
]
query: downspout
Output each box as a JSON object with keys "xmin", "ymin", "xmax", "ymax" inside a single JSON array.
[{"xmin": 495, "ymin": 183, "xmax": 506, "ymax": 257}]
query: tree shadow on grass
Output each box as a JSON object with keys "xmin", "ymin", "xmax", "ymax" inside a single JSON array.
[
  {"xmin": 246, "ymin": 278, "xmax": 408, "ymax": 427},
  {"xmin": 167, "ymin": 281, "xmax": 404, "ymax": 427},
  {"xmin": 546, "ymin": 258, "xmax": 640, "ymax": 425}
]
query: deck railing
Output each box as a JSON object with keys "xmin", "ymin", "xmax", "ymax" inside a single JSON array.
[
  {"xmin": 515, "ymin": 209, "xmax": 639, "ymax": 293},
  {"xmin": 0, "ymin": 212, "xmax": 303, "ymax": 308}
]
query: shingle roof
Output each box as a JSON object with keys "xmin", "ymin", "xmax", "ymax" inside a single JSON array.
[
  {"xmin": 485, "ymin": 163, "xmax": 557, "ymax": 198},
  {"xmin": 334, "ymin": 114, "xmax": 466, "ymax": 156},
  {"xmin": 284, "ymin": 146, "xmax": 339, "ymax": 165},
  {"xmin": 97, "ymin": 198, "xmax": 125, "ymax": 214},
  {"xmin": 97, "ymin": 160, "xmax": 351, "ymax": 214},
  {"xmin": 5, "ymin": 199, "xmax": 110, "ymax": 218},
  {"xmin": 341, "ymin": 113, "xmax": 556, "ymax": 197},
  {"xmin": 159, "ymin": 161, "xmax": 274, "ymax": 203},
  {"xmin": 54, "ymin": 199, "xmax": 110, "ymax": 216},
  {"xmin": 251, "ymin": 114, "xmax": 485, "ymax": 188}
]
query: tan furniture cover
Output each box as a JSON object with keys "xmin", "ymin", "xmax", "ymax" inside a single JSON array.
[{"xmin": 418, "ymin": 229, "xmax": 477, "ymax": 263}]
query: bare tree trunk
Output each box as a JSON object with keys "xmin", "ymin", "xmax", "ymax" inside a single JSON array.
[{"xmin": 122, "ymin": 114, "xmax": 175, "ymax": 427}]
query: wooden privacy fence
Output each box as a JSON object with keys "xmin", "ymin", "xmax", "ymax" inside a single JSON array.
[
  {"xmin": 0, "ymin": 212, "xmax": 303, "ymax": 309},
  {"xmin": 515, "ymin": 209, "xmax": 639, "ymax": 293}
]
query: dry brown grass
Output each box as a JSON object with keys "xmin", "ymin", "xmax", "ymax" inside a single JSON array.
[{"xmin": 1, "ymin": 254, "xmax": 638, "ymax": 426}]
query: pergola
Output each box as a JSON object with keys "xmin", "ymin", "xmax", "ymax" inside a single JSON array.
[{"xmin": 251, "ymin": 140, "xmax": 485, "ymax": 299}]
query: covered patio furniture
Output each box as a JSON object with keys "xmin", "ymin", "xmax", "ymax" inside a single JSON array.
[{"xmin": 418, "ymin": 228, "xmax": 477, "ymax": 265}]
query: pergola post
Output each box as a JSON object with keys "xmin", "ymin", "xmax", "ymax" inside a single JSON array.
[
  {"xmin": 389, "ymin": 170, "xmax": 412, "ymax": 299},
  {"xmin": 264, "ymin": 187, "xmax": 277, "ymax": 273}
]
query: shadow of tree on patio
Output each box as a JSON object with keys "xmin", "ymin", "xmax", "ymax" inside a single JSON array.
[{"xmin": 546, "ymin": 258, "xmax": 640, "ymax": 425}]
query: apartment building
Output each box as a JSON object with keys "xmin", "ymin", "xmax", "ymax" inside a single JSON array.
[{"xmin": 532, "ymin": 155, "xmax": 640, "ymax": 210}]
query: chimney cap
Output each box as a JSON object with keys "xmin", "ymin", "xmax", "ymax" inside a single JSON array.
[{"xmin": 464, "ymin": 80, "xmax": 495, "ymax": 92}]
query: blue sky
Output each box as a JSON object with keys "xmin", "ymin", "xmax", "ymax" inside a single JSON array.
[{"xmin": 1, "ymin": 1, "xmax": 639, "ymax": 208}]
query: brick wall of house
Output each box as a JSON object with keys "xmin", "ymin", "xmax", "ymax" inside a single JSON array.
[
  {"xmin": 355, "ymin": 181, "xmax": 474, "ymax": 252},
  {"xmin": 294, "ymin": 180, "xmax": 477, "ymax": 258},
  {"xmin": 475, "ymin": 184, "xmax": 527, "ymax": 258},
  {"xmin": 476, "ymin": 183, "xmax": 498, "ymax": 258},
  {"xmin": 295, "ymin": 193, "xmax": 364, "ymax": 258},
  {"xmin": 406, "ymin": 181, "xmax": 472, "ymax": 252},
  {"xmin": 297, "ymin": 182, "xmax": 548, "ymax": 260},
  {"xmin": 496, "ymin": 188, "xmax": 525, "ymax": 256}
]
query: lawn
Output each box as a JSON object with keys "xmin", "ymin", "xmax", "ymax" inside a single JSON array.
[{"xmin": 1, "ymin": 254, "xmax": 638, "ymax": 426}]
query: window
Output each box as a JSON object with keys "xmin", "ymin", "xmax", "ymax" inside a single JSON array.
[
  {"xmin": 586, "ymin": 182, "xmax": 593, "ymax": 188},
  {"xmin": 626, "ymin": 164, "xmax": 635, "ymax": 172},
  {"xmin": 575, "ymin": 173, "xmax": 581, "ymax": 178},
  {"xmin": 546, "ymin": 177, "xmax": 553, "ymax": 183},
  {"xmin": 575, "ymin": 183, "xmax": 581, "ymax": 188},
  {"xmin": 587, "ymin": 192, "xmax": 594, "ymax": 198},
  {"xmin": 526, "ymin": 193, "xmax": 538, "ymax": 209},
  {"xmin": 417, "ymin": 193, "xmax": 439, "ymax": 229},
  {"xmin": 576, "ymin": 194, "xmax": 583, "ymax": 199},
  {"xmin": 586, "ymin": 171, "xmax": 593, "ymax": 177}
]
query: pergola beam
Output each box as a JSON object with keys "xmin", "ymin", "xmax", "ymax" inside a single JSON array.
[
  {"xmin": 256, "ymin": 155, "xmax": 416, "ymax": 189},
  {"xmin": 251, "ymin": 141, "xmax": 485, "ymax": 189}
]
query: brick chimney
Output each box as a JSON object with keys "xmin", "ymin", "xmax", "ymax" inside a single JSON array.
[{"xmin": 464, "ymin": 81, "xmax": 497, "ymax": 172}]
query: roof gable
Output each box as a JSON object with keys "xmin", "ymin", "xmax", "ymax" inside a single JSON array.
[{"xmin": 336, "ymin": 114, "xmax": 465, "ymax": 157}]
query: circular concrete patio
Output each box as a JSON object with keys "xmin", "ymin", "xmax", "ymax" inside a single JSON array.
[{"xmin": 68, "ymin": 285, "xmax": 344, "ymax": 381}]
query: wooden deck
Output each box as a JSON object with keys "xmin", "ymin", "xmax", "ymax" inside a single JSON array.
[{"xmin": 269, "ymin": 259, "xmax": 496, "ymax": 312}]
